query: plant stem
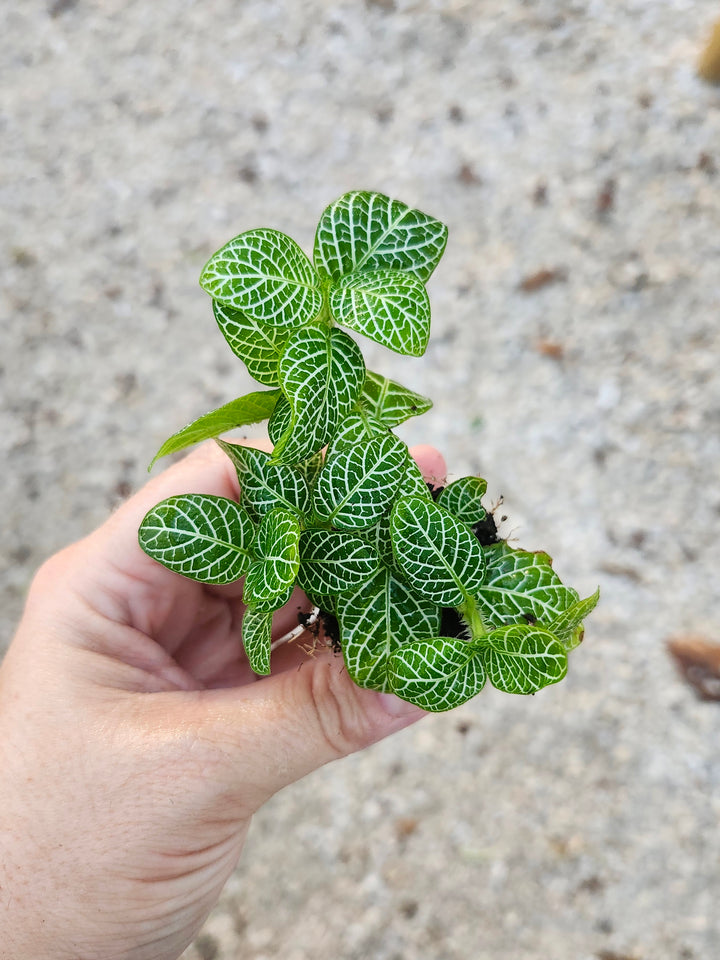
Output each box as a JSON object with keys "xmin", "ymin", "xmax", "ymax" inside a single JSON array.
[{"xmin": 458, "ymin": 594, "xmax": 488, "ymax": 645}]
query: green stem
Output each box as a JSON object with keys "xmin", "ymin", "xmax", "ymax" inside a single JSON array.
[
  {"xmin": 458, "ymin": 593, "xmax": 488, "ymax": 646},
  {"xmin": 314, "ymin": 282, "xmax": 335, "ymax": 328}
]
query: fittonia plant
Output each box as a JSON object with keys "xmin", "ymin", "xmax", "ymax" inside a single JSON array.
[{"xmin": 139, "ymin": 191, "xmax": 598, "ymax": 711}]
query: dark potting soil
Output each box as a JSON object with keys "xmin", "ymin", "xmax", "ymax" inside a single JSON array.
[{"xmin": 297, "ymin": 608, "xmax": 341, "ymax": 652}]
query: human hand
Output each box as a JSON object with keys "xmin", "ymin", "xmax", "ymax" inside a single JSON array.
[{"xmin": 0, "ymin": 440, "xmax": 446, "ymax": 960}]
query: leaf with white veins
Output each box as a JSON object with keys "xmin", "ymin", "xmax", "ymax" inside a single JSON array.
[
  {"xmin": 481, "ymin": 624, "xmax": 567, "ymax": 695},
  {"xmin": 474, "ymin": 542, "xmax": 579, "ymax": 630},
  {"xmin": 338, "ymin": 567, "xmax": 440, "ymax": 691},
  {"xmin": 138, "ymin": 494, "xmax": 255, "ymax": 584},
  {"xmin": 297, "ymin": 530, "xmax": 380, "ymax": 596},
  {"xmin": 313, "ymin": 435, "xmax": 407, "ymax": 530},
  {"xmin": 388, "ymin": 637, "xmax": 486, "ymax": 712},
  {"xmin": 391, "ymin": 497, "xmax": 486, "ymax": 606},
  {"xmin": 272, "ymin": 326, "xmax": 365, "ymax": 464},
  {"xmin": 361, "ymin": 371, "xmax": 432, "ymax": 426},
  {"xmin": 437, "ymin": 476, "xmax": 488, "ymax": 525},
  {"xmin": 268, "ymin": 393, "xmax": 293, "ymax": 445},
  {"xmin": 326, "ymin": 410, "xmax": 389, "ymax": 457},
  {"xmin": 397, "ymin": 452, "xmax": 434, "ymax": 502},
  {"xmin": 547, "ymin": 589, "xmax": 600, "ymax": 650},
  {"xmin": 242, "ymin": 606, "xmax": 273, "ymax": 676},
  {"xmin": 314, "ymin": 191, "xmax": 448, "ymax": 283},
  {"xmin": 244, "ymin": 508, "xmax": 301, "ymax": 607},
  {"xmin": 217, "ymin": 440, "xmax": 311, "ymax": 520},
  {"xmin": 149, "ymin": 391, "xmax": 280, "ymax": 470},
  {"xmin": 213, "ymin": 301, "xmax": 289, "ymax": 385},
  {"xmin": 200, "ymin": 228, "xmax": 322, "ymax": 329},
  {"xmin": 330, "ymin": 269, "xmax": 431, "ymax": 357}
]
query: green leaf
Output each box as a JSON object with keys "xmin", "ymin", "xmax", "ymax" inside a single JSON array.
[
  {"xmin": 200, "ymin": 228, "xmax": 322, "ymax": 329},
  {"xmin": 547, "ymin": 589, "xmax": 600, "ymax": 650},
  {"xmin": 329, "ymin": 269, "xmax": 431, "ymax": 357},
  {"xmin": 139, "ymin": 494, "xmax": 255, "ymax": 584},
  {"xmin": 149, "ymin": 391, "xmax": 280, "ymax": 470},
  {"xmin": 437, "ymin": 476, "xmax": 488, "ymax": 525},
  {"xmin": 313, "ymin": 435, "xmax": 407, "ymax": 530},
  {"xmin": 325, "ymin": 410, "xmax": 389, "ymax": 458},
  {"xmin": 304, "ymin": 592, "xmax": 337, "ymax": 616},
  {"xmin": 268, "ymin": 393, "xmax": 293, "ymax": 445},
  {"xmin": 242, "ymin": 606, "xmax": 273, "ymax": 676},
  {"xmin": 474, "ymin": 542, "xmax": 580, "ymax": 630},
  {"xmin": 338, "ymin": 567, "xmax": 441, "ymax": 691},
  {"xmin": 314, "ymin": 191, "xmax": 448, "ymax": 283},
  {"xmin": 361, "ymin": 371, "xmax": 432, "ymax": 426},
  {"xmin": 295, "ymin": 449, "xmax": 325, "ymax": 490},
  {"xmin": 388, "ymin": 637, "xmax": 486, "ymax": 712},
  {"xmin": 272, "ymin": 326, "xmax": 365, "ymax": 464},
  {"xmin": 244, "ymin": 508, "xmax": 301, "ymax": 607},
  {"xmin": 213, "ymin": 301, "xmax": 289, "ymax": 386},
  {"xmin": 391, "ymin": 497, "xmax": 486, "ymax": 606},
  {"xmin": 481, "ymin": 624, "xmax": 568, "ymax": 695},
  {"xmin": 368, "ymin": 512, "xmax": 394, "ymax": 567},
  {"xmin": 248, "ymin": 584, "xmax": 294, "ymax": 615},
  {"xmin": 397, "ymin": 452, "xmax": 434, "ymax": 502},
  {"xmin": 217, "ymin": 441, "xmax": 311, "ymax": 520},
  {"xmin": 297, "ymin": 529, "xmax": 380, "ymax": 596}
]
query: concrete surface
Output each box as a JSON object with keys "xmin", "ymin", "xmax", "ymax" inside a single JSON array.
[{"xmin": 2, "ymin": 1, "xmax": 720, "ymax": 958}]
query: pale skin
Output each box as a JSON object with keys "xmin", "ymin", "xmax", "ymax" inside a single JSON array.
[{"xmin": 0, "ymin": 440, "xmax": 446, "ymax": 960}]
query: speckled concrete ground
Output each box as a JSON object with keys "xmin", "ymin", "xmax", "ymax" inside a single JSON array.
[{"xmin": 2, "ymin": 2, "xmax": 720, "ymax": 958}]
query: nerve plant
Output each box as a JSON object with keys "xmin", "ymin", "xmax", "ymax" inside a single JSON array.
[{"xmin": 138, "ymin": 191, "xmax": 598, "ymax": 712}]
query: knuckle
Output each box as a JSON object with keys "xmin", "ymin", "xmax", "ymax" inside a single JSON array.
[{"xmin": 307, "ymin": 660, "xmax": 374, "ymax": 759}]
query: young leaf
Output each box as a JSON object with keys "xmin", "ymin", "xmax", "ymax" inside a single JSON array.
[
  {"xmin": 474, "ymin": 542, "xmax": 580, "ymax": 630},
  {"xmin": 361, "ymin": 371, "xmax": 432, "ymax": 426},
  {"xmin": 268, "ymin": 393, "xmax": 293, "ymax": 445},
  {"xmin": 213, "ymin": 301, "xmax": 289, "ymax": 386},
  {"xmin": 272, "ymin": 326, "xmax": 365, "ymax": 464},
  {"xmin": 481, "ymin": 624, "xmax": 568, "ymax": 695},
  {"xmin": 437, "ymin": 476, "xmax": 488, "ymax": 525},
  {"xmin": 391, "ymin": 497, "xmax": 486, "ymax": 606},
  {"xmin": 338, "ymin": 567, "xmax": 441, "ymax": 691},
  {"xmin": 325, "ymin": 410, "xmax": 388, "ymax": 456},
  {"xmin": 313, "ymin": 435, "xmax": 407, "ymax": 530},
  {"xmin": 297, "ymin": 530, "xmax": 380, "ymax": 596},
  {"xmin": 217, "ymin": 440, "xmax": 311, "ymax": 520},
  {"xmin": 242, "ymin": 606, "xmax": 273, "ymax": 676},
  {"xmin": 138, "ymin": 494, "xmax": 255, "ymax": 584},
  {"xmin": 295, "ymin": 449, "xmax": 325, "ymax": 491},
  {"xmin": 149, "ymin": 390, "xmax": 280, "ymax": 470},
  {"xmin": 200, "ymin": 228, "xmax": 322, "ymax": 329},
  {"xmin": 329, "ymin": 269, "xmax": 431, "ymax": 357},
  {"xmin": 388, "ymin": 637, "xmax": 486, "ymax": 712},
  {"xmin": 314, "ymin": 191, "xmax": 448, "ymax": 283},
  {"xmin": 244, "ymin": 508, "xmax": 301, "ymax": 607},
  {"xmin": 247, "ymin": 584, "xmax": 294, "ymax": 615},
  {"xmin": 547, "ymin": 589, "xmax": 600, "ymax": 650}
]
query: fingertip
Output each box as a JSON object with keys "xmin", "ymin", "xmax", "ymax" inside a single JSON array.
[
  {"xmin": 409, "ymin": 444, "xmax": 447, "ymax": 485},
  {"xmin": 375, "ymin": 692, "xmax": 427, "ymax": 721}
]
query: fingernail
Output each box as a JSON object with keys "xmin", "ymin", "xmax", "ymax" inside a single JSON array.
[{"xmin": 377, "ymin": 692, "xmax": 426, "ymax": 719}]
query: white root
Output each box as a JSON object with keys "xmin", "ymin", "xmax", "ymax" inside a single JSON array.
[{"xmin": 270, "ymin": 606, "xmax": 321, "ymax": 651}]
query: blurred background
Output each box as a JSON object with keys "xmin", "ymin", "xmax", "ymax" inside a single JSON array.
[{"xmin": 2, "ymin": 2, "xmax": 720, "ymax": 958}]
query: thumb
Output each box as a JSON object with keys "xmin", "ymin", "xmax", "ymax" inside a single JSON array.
[{"xmin": 181, "ymin": 654, "xmax": 425, "ymax": 810}]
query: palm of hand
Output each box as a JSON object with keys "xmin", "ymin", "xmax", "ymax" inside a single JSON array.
[{"xmin": 0, "ymin": 444, "xmax": 307, "ymax": 960}]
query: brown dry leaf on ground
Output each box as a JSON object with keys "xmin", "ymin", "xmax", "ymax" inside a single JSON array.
[
  {"xmin": 518, "ymin": 267, "xmax": 567, "ymax": 293},
  {"xmin": 667, "ymin": 635, "xmax": 720, "ymax": 702}
]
